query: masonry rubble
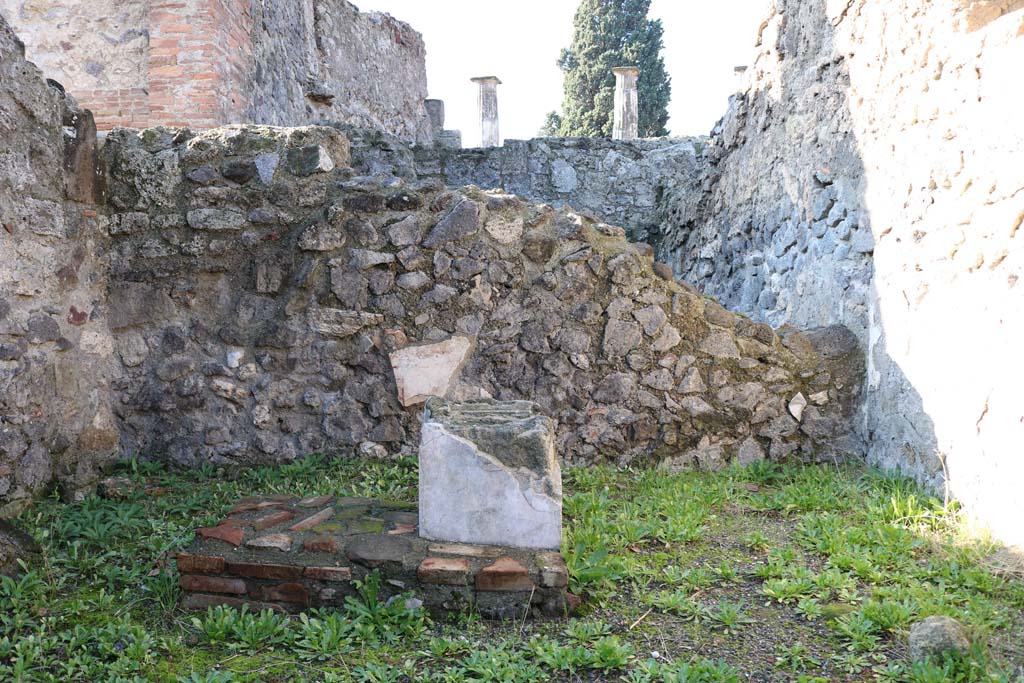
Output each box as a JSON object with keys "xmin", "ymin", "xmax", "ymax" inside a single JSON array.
[
  {"xmin": 95, "ymin": 123, "xmax": 863, "ymax": 476},
  {"xmin": 176, "ymin": 492, "xmax": 570, "ymax": 618},
  {"xmin": 0, "ymin": 34, "xmax": 867, "ymax": 514},
  {"xmin": 0, "ymin": 17, "xmax": 119, "ymax": 515}
]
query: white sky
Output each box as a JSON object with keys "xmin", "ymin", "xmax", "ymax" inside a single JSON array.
[{"xmin": 353, "ymin": 0, "xmax": 769, "ymax": 145}]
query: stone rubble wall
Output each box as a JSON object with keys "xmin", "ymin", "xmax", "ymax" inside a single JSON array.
[
  {"xmin": 0, "ymin": 18, "xmax": 119, "ymax": 515},
  {"xmin": 655, "ymin": 0, "xmax": 1024, "ymax": 547},
  {"xmin": 0, "ymin": 0, "xmax": 432, "ymax": 141},
  {"xmin": 413, "ymin": 137, "xmax": 704, "ymax": 242},
  {"xmin": 100, "ymin": 124, "xmax": 862, "ymax": 473},
  {"xmin": 249, "ymin": 0, "xmax": 432, "ymax": 144}
]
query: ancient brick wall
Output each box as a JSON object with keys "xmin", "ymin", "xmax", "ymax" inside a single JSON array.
[
  {"xmin": 656, "ymin": 0, "xmax": 1024, "ymax": 547},
  {"xmin": 0, "ymin": 0, "xmax": 431, "ymax": 140},
  {"xmin": 0, "ymin": 0, "xmax": 151, "ymax": 127},
  {"xmin": 99, "ymin": 124, "xmax": 861, "ymax": 474},
  {"xmin": 0, "ymin": 16, "xmax": 119, "ymax": 515},
  {"xmin": 147, "ymin": 0, "xmax": 254, "ymax": 128}
]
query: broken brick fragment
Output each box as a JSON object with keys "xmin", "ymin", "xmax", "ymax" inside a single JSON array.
[
  {"xmin": 417, "ymin": 557, "xmax": 471, "ymax": 586},
  {"xmin": 196, "ymin": 525, "xmax": 245, "ymax": 547},
  {"xmin": 476, "ymin": 556, "xmax": 534, "ymax": 592},
  {"xmin": 289, "ymin": 507, "xmax": 334, "ymax": 532},
  {"xmin": 254, "ymin": 509, "xmax": 295, "ymax": 531},
  {"xmin": 176, "ymin": 553, "xmax": 226, "ymax": 574},
  {"xmin": 302, "ymin": 534, "xmax": 342, "ymax": 554}
]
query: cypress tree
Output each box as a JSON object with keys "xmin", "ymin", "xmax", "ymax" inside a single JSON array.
[{"xmin": 549, "ymin": 0, "xmax": 671, "ymax": 138}]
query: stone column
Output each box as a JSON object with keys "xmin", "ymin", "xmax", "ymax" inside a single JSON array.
[
  {"xmin": 425, "ymin": 99, "xmax": 445, "ymax": 139},
  {"xmin": 734, "ymin": 65, "xmax": 748, "ymax": 91},
  {"xmin": 471, "ymin": 76, "xmax": 502, "ymax": 148},
  {"xmin": 612, "ymin": 66, "xmax": 640, "ymax": 141}
]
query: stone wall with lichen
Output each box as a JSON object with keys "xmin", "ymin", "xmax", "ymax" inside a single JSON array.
[
  {"xmin": 413, "ymin": 137, "xmax": 704, "ymax": 243},
  {"xmin": 655, "ymin": 0, "xmax": 1024, "ymax": 547},
  {"xmin": 0, "ymin": 16, "xmax": 119, "ymax": 515},
  {"xmin": 100, "ymin": 124, "xmax": 862, "ymax": 472}
]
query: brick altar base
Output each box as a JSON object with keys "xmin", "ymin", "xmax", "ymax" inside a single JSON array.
[{"xmin": 177, "ymin": 494, "xmax": 570, "ymax": 619}]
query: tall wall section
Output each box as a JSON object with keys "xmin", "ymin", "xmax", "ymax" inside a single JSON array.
[
  {"xmin": 657, "ymin": 0, "xmax": 1024, "ymax": 547},
  {"xmin": 0, "ymin": 17, "xmax": 119, "ymax": 515},
  {"xmin": 99, "ymin": 125, "xmax": 861, "ymax": 473},
  {"xmin": 250, "ymin": 0, "xmax": 431, "ymax": 144},
  {"xmin": 0, "ymin": 0, "xmax": 431, "ymax": 140}
]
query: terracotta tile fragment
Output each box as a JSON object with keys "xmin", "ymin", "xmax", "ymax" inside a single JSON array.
[
  {"xmin": 289, "ymin": 507, "xmax": 334, "ymax": 532},
  {"xmin": 254, "ymin": 509, "xmax": 295, "ymax": 531},
  {"xmin": 245, "ymin": 533, "xmax": 293, "ymax": 552},
  {"xmin": 229, "ymin": 500, "xmax": 286, "ymax": 515},
  {"xmin": 196, "ymin": 525, "xmax": 245, "ymax": 547},
  {"xmin": 302, "ymin": 534, "xmax": 342, "ymax": 553}
]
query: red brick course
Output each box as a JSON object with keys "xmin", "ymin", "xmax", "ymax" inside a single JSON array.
[
  {"xmin": 225, "ymin": 562, "xmax": 303, "ymax": 580},
  {"xmin": 180, "ymin": 574, "xmax": 247, "ymax": 595},
  {"xmin": 179, "ymin": 494, "xmax": 568, "ymax": 618},
  {"xmin": 63, "ymin": 0, "xmax": 254, "ymax": 131},
  {"xmin": 476, "ymin": 557, "xmax": 535, "ymax": 592},
  {"xmin": 303, "ymin": 566, "xmax": 352, "ymax": 582},
  {"xmin": 176, "ymin": 553, "xmax": 226, "ymax": 574}
]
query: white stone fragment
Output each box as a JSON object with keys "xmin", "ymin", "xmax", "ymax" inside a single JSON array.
[
  {"xmin": 788, "ymin": 392, "xmax": 808, "ymax": 422},
  {"xmin": 389, "ymin": 336, "xmax": 473, "ymax": 407}
]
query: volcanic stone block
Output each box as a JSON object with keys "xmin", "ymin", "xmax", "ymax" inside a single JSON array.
[{"xmin": 418, "ymin": 399, "xmax": 562, "ymax": 550}]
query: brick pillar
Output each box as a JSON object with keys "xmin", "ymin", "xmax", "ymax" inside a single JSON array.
[{"xmin": 148, "ymin": 0, "xmax": 253, "ymax": 128}]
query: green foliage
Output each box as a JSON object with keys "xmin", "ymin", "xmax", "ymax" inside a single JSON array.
[
  {"xmin": 774, "ymin": 641, "xmax": 821, "ymax": 670},
  {"xmin": 708, "ymin": 599, "xmax": 751, "ymax": 634},
  {"xmin": 4, "ymin": 458, "xmax": 1022, "ymax": 682},
  {"xmin": 177, "ymin": 672, "xmax": 234, "ymax": 683},
  {"xmin": 552, "ymin": 0, "xmax": 671, "ymax": 137}
]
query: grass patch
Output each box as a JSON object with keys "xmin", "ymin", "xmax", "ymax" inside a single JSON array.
[{"xmin": 3, "ymin": 456, "xmax": 1023, "ymax": 682}]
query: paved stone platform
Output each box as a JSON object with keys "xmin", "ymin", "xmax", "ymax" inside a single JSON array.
[{"xmin": 177, "ymin": 494, "xmax": 569, "ymax": 619}]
